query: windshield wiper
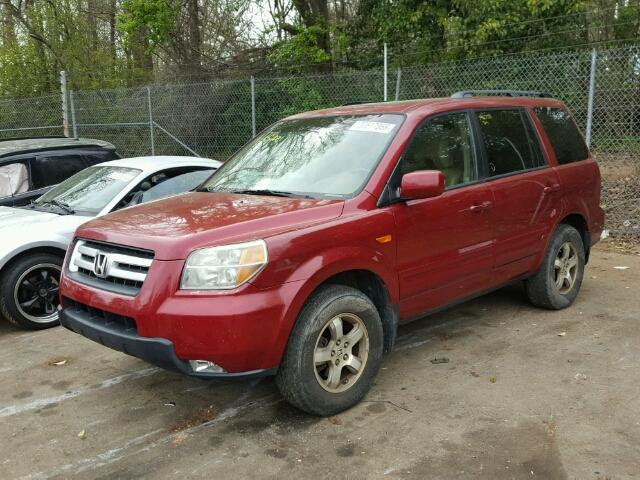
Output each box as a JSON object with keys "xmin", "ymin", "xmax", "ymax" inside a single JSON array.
[
  {"xmin": 232, "ymin": 189, "xmax": 315, "ymax": 199},
  {"xmin": 37, "ymin": 199, "xmax": 75, "ymax": 215}
]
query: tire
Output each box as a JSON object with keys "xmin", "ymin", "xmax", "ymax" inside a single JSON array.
[
  {"xmin": 276, "ymin": 284, "xmax": 384, "ymax": 416},
  {"xmin": 525, "ymin": 224, "xmax": 585, "ymax": 310},
  {"xmin": 0, "ymin": 253, "xmax": 63, "ymax": 330}
]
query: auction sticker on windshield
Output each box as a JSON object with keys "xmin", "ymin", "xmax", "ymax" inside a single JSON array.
[{"xmin": 349, "ymin": 120, "xmax": 396, "ymax": 134}]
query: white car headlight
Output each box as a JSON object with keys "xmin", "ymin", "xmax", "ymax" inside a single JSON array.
[{"xmin": 180, "ymin": 240, "xmax": 268, "ymax": 290}]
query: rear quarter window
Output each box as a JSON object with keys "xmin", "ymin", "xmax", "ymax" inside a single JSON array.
[
  {"xmin": 85, "ymin": 149, "xmax": 119, "ymax": 165},
  {"xmin": 534, "ymin": 107, "xmax": 589, "ymax": 165},
  {"xmin": 31, "ymin": 154, "xmax": 86, "ymax": 189}
]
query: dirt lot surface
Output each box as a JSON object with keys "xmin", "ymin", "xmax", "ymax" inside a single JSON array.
[{"xmin": 1, "ymin": 246, "xmax": 639, "ymax": 480}]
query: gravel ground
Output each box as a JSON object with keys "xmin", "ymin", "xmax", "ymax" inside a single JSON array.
[{"xmin": 1, "ymin": 246, "xmax": 639, "ymax": 480}]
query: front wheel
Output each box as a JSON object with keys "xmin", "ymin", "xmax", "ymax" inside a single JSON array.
[
  {"xmin": 0, "ymin": 253, "xmax": 63, "ymax": 330},
  {"xmin": 525, "ymin": 224, "xmax": 585, "ymax": 310},
  {"xmin": 276, "ymin": 284, "xmax": 384, "ymax": 416}
]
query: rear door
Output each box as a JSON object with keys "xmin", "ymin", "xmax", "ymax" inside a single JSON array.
[
  {"xmin": 390, "ymin": 111, "xmax": 496, "ymax": 319},
  {"xmin": 474, "ymin": 108, "xmax": 561, "ymax": 281}
]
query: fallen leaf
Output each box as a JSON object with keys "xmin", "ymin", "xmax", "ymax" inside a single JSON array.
[
  {"xmin": 489, "ymin": 376, "xmax": 497, "ymax": 384},
  {"xmin": 613, "ymin": 266, "xmax": 630, "ymax": 270},
  {"xmin": 575, "ymin": 373, "xmax": 587, "ymax": 381},
  {"xmin": 558, "ymin": 332, "xmax": 567, "ymax": 337},
  {"xmin": 77, "ymin": 430, "xmax": 86, "ymax": 439},
  {"xmin": 172, "ymin": 433, "xmax": 189, "ymax": 446},
  {"xmin": 328, "ymin": 416, "xmax": 342, "ymax": 426},
  {"xmin": 164, "ymin": 402, "xmax": 176, "ymax": 407},
  {"xmin": 47, "ymin": 359, "xmax": 67, "ymax": 366}
]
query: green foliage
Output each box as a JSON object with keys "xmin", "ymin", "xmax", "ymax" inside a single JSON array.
[
  {"xmin": 0, "ymin": 0, "xmax": 638, "ymax": 98},
  {"xmin": 117, "ymin": 0, "xmax": 180, "ymax": 52},
  {"xmin": 269, "ymin": 26, "xmax": 332, "ymax": 72}
]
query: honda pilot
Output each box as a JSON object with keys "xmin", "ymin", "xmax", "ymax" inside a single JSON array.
[{"xmin": 59, "ymin": 91, "xmax": 604, "ymax": 416}]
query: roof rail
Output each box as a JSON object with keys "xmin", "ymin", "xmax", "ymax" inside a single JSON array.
[
  {"xmin": 341, "ymin": 101, "xmax": 368, "ymax": 106},
  {"xmin": 451, "ymin": 90, "xmax": 552, "ymax": 99},
  {"xmin": 0, "ymin": 135, "xmax": 68, "ymax": 143}
]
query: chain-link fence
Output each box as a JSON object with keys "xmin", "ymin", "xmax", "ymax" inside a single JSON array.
[
  {"xmin": 1, "ymin": 46, "xmax": 638, "ymax": 242},
  {"xmin": 0, "ymin": 94, "xmax": 63, "ymax": 138}
]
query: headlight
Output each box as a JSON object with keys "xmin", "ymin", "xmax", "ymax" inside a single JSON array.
[{"xmin": 180, "ymin": 240, "xmax": 268, "ymax": 290}]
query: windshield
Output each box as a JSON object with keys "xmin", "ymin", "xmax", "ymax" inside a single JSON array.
[
  {"xmin": 203, "ymin": 114, "xmax": 404, "ymax": 198},
  {"xmin": 34, "ymin": 166, "xmax": 140, "ymax": 214}
]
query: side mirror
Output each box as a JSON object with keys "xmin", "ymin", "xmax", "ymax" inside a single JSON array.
[{"xmin": 400, "ymin": 170, "xmax": 445, "ymax": 200}]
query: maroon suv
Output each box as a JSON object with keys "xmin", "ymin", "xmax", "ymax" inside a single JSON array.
[{"xmin": 59, "ymin": 91, "xmax": 604, "ymax": 415}]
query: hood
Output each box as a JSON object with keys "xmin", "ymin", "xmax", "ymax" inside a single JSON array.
[
  {"xmin": 76, "ymin": 192, "xmax": 345, "ymax": 260},
  {"xmin": 0, "ymin": 206, "xmax": 92, "ymax": 255}
]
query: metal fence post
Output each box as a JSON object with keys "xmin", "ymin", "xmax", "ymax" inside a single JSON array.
[
  {"xmin": 383, "ymin": 43, "xmax": 388, "ymax": 102},
  {"xmin": 60, "ymin": 70, "xmax": 69, "ymax": 137},
  {"xmin": 251, "ymin": 76, "xmax": 256, "ymax": 138},
  {"xmin": 69, "ymin": 90, "xmax": 78, "ymax": 139},
  {"xmin": 395, "ymin": 68, "xmax": 402, "ymax": 101},
  {"xmin": 146, "ymin": 86, "xmax": 155, "ymax": 155},
  {"xmin": 585, "ymin": 48, "xmax": 598, "ymax": 147}
]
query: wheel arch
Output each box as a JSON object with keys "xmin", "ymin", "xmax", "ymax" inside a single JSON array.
[
  {"xmin": 269, "ymin": 254, "xmax": 399, "ymax": 369},
  {"xmin": 0, "ymin": 244, "xmax": 68, "ymax": 278},
  {"xmin": 559, "ymin": 212, "xmax": 590, "ymax": 262},
  {"xmin": 317, "ymin": 269, "xmax": 398, "ymax": 353}
]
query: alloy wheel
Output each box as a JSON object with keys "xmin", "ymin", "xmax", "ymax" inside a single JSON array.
[
  {"xmin": 13, "ymin": 263, "xmax": 61, "ymax": 323},
  {"xmin": 553, "ymin": 242, "xmax": 579, "ymax": 294},
  {"xmin": 313, "ymin": 313, "xmax": 369, "ymax": 393}
]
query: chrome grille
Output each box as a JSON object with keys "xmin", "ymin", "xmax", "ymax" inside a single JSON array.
[{"xmin": 68, "ymin": 239, "xmax": 154, "ymax": 296}]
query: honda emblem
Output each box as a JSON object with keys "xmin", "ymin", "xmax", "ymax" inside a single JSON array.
[{"xmin": 94, "ymin": 253, "xmax": 110, "ymax": 278}]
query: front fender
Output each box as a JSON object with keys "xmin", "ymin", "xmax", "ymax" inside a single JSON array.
[{"xmin": 262, "ymin": 245, "xmax": 399, "ymax": 369}]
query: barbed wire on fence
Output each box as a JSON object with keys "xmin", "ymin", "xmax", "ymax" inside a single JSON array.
[{"xmin": 0, "ymin": 45, "xmax": 638, "ymax": 243}]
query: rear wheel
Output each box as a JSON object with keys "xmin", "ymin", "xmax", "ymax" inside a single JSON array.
[
  {"xmin": 525, "ymin": 224, "xmax": 585, "ymax": 310},
  {"xmin": 0, "ymin": 253, "xmax": 63, "ymax": 330},
  {"xmin": 276, "ymin": 284, "xmax": 383, "ymax": 416}
]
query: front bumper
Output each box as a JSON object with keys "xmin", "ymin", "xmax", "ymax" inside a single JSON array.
[
  {"xmin": 59, "ymin": 305, "xmax": 275, "ymax": 380},
  {"xmin": 59, "ymin": 258, "xmax": 305, "ymax": 374}
]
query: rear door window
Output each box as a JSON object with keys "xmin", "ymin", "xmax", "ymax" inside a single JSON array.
[
  {"xmin": 476, "ymin": 109, "xmax": 545, "ymax": 177},
  {"xmin": 534, "ymin": 107, "xmax": 589, "ymax": 164},
  {"xmin": 31, "ymin": 154, "xmax": 86, "ymax": 189}
]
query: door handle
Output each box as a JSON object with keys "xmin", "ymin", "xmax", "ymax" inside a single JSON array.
[
  {"xmin": 468, "ymin": 201, "xmax": 492, "ymax": 213},
  {"xmin": 543, "ymin": 184, "xmax": 561, "ymax": 194}
]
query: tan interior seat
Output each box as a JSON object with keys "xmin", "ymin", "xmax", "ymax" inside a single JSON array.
[
  {"xmin": 0, "ymin": 163, "xmax": 29, "ymax": 198},
  {"xmin": 433, "ymin": 136, "xmax": 464, "ymax": 186}
]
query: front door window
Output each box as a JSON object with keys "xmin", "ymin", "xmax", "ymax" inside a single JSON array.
[{"xmin": 400, "ymin": 112, "xmax": 477, "ymax": 188}]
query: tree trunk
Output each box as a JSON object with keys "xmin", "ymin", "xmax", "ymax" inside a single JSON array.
[
  {"xmin": 1, "ymin": 4, "xmax": 16, "ymax": 45},
  {"xmin": 131, "ymin": 29, "xmax": 154, "ymax": 73},
  {"xmin": 108, "ymin": 0, "xmax": 117, "ymax": 74},
  {"xmin": 87, "ymin": 0, "xmax": 99, "ymax": 50},
  {"xmin": 291, "ymin": 0, "xmax": 332, "ymax": 71},
  {"xmin": 186, "ymin": 0, "xmax": 202, "ymax": 74}
]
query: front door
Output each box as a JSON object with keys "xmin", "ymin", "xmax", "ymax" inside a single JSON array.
[{"xmin": 390, "ymin": 111, "xmax": 496, "ymax": 320}]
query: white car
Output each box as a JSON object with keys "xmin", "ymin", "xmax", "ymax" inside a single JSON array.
[{"xmin": 0, "ymin": 155, "xmax": 221, "ymax": 329}]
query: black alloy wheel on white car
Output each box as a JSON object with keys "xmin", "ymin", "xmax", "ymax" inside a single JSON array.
[{"xmin": 0, "ymin": 253, "xmax": 63, "ymax": 330}]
